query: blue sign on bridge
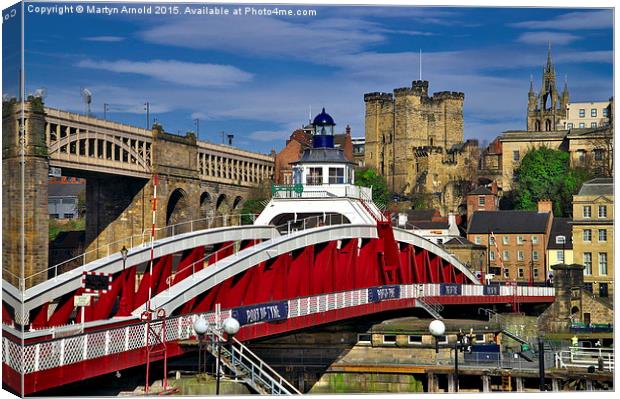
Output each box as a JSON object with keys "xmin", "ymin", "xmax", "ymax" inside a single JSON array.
[
  {"xmin": 232, "ymin": 301, "xmax": 289, "ymax": 326},
  {"xmin": 440, "ymin": 283, "xmax": 462, "ymax": 296},
  {"xmin": 368, "ymin": 285, "xmax": 401, "ymax": 302},
  {"xmin": 483, "ymin": 284, "xmax": 501, "ymax": 296}
]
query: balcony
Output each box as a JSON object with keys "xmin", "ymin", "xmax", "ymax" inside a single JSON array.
[{"xmin": 271, "ymin": 183, "xmax": 373, "ymax": 200}]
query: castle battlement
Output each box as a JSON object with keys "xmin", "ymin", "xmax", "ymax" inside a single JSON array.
[
  {"xmin": 432, "ymin": 91, "xmax": 465, "ymax": 101},
  {"xmin": 363, "ymin": 92, "xmax": 394, "ymax": 102}
]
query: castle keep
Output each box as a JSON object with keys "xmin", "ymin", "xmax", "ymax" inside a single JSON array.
[{"xmin": 364, "ymin": 80, "xmax": 473, "ymax": 214}]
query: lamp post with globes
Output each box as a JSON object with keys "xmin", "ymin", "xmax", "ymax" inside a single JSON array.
[
  {"xmin": 216, "ymin": 317, "xmax": 240, "ymax": 395},
  {"xmin": 192, "ymin": 317, "xmax": 209, "ymax": 374},
  {"xmin": 120, "ymin": 246, "xmax": 128, "ymax": 270}
]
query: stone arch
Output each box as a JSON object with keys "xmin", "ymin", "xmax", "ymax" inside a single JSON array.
[
  {"xmin": 199, "ymin": 192, "xmax": 213, "ymax": 228},
  {"xmin": 166, "ymin": 188, "xmax": 190, "ymax": 232},
  {"xmin": 534, "ymin": 120, "xmax": 541, "ymax": 131},
  {"xmin": 215, "ymin": 193, "xmax": 231, "ymax": 226},
  {"xmin": 232, "ymin": 195, "xmax": 244, "ymax": 210}
]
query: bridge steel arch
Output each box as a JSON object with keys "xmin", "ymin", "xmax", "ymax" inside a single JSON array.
[
  {"xmin": 134, "ymin": 225, "xmax": 479, "ymax": 317},
  {"xmin": 3, "ymin": 225, "xmax": 278, "ymax": 325}
]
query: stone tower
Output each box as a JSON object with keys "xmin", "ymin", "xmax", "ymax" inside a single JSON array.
[
  {"xmin": 527, "ymin": 45, "xmax": 568, "ymax": 131},
  {"xmin": 364, "ymin": 80, "xmax": 464, "ymax": 194},
  {"xmin": 2, "ymin": 98, "xmax": 49, "ymax": 289}
]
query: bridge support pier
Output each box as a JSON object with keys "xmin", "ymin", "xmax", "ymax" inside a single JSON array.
[
  {"xmin": 2, "ymin": 100, "xmax": 49, "ymax": 290},
  {"xmin": 447, "ymin": 373, "xmax": 456, "ymax": 393},
  {"xmin": 515, "ymin": 376, "xmax": 524, "ymax": 392},
  {"xmin": 426, "ymin": 372, "xmax": 438, "ymax": 393},
  {"xmin": 481, "ymin": 375, "xmax": 491, "ymax": 392},
  {"xmin": 551, "ymin": 378, "xmax": 560, "ymax": 391},
  {"xmin": 586, "ymin": 379, "xmax": 594, "ymax": 391}
]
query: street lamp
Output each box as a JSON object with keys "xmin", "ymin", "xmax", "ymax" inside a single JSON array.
[
  {"xmin": 193, "ymin": 317, "xmax": 209, "ymax": 374},
  {"xmin": 429, "ymin": 319, "xmax": 446, "ymax": 354},
  {"xmin": 216, "ymin": 317, "xmax": 240, "ymax": 395},
  {"xmin": 120, "ymin": 246, "xmax": 128, "ymax": 270}
]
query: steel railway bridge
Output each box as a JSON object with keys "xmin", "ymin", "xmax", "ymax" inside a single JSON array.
[{"xmin": 2, "ymin": 218, "xmax": 554, "ymax": 395}]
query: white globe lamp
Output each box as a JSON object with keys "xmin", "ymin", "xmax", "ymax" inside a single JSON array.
[
  {"xmin": 222, "ymin": 317, "xmax": 240, "ymax": 337},
  {"xmin": 193, "ymin": 317, "xmax": 208, "ymax": 336},
  {"xmin": 429, "ymin": 319, "xmax": 446, "ymax": 337}
]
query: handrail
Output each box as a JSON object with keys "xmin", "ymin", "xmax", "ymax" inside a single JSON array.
[{"xmin": 18, "ymin": 213, "xmax": 260, "ymax": 284}]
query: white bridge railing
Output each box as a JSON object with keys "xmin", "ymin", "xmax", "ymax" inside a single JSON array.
[
  {"xmin": 555, "ymin": 347, "xmax": 614, "ymax": 372},
  {"xmin": 2, "ymin": 283, "xmax": 554, "ymax": 375}
]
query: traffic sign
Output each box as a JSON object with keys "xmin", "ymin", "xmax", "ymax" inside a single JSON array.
[
  {"xmin": 74, "ymin": 294, "xmax": 91, "ymax": 307},
  {"xmin": 82, "ymin": 272, "xmax": 112, "ymax": 293}
]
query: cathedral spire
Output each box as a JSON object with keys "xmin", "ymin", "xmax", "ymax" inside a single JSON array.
[{"xmin": 546, "ymin": 41, "xmax": 553, "ymax": 70}]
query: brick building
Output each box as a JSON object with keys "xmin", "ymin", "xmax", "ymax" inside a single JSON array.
[
  {"xmin": 467, "ymin": 200, "xmax": 553, "ymax": 284},
  {"xmin": 546, "ymin": 217, "xmax": 574, "ymax": 274},
  {"xmin": 465, "ymin": 185, "xmax": 498, "ymax": 223},
  {"xmin": 571, "ymin": 178, "xmax": 613, "ymax": 298}
]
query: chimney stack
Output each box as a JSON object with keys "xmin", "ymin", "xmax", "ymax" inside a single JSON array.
[{"xmin": 537, "ymin": 199, "xmax": 553, "ymax": 213}]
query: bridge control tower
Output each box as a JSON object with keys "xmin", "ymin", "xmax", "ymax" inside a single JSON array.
[{"xmin": 255, "ymin": 108, "xmax": 384, "ymax": 227}]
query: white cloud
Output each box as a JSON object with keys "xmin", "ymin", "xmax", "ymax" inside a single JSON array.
[
  {"xmin": 516, "ymin": 31, "xmax": 579, "ymax": 45},
  {"xmin": 510, "ymin": 10, "xmax": 612, "ymax": 30},
  {"xmin": 82, "ymin": 36, "xmax": 125, "ymax": 42},
  {"xmin": 75, "ymin": 59, "xmax": 253, "ymax": 87}
]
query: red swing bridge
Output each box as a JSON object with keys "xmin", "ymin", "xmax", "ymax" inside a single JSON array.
[
  {"xmin": 2, "ymin": 217, "xmax": 555, "ymax": 395},
  {"xmin": 2, "ymin": 108, "xmax": 554, "ymax": 395}
]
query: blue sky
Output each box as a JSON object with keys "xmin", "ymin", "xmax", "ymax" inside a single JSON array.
[{"xmin": 4, "ymin": 3, "xmax": 614, "ymax": 153}]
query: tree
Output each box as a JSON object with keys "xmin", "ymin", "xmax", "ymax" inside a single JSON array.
[
  {"xmin": 512, "ymin": 147, "xmax": 591, "ymax": 217},
  {"xmin": 355, "ymin": 167, "xmax": 390, "ymax": 206}
]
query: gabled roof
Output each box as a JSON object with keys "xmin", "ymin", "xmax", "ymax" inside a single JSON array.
[
  {"xmin": 409, "ymin": 221, "xmax": 448, "ymax": 230},
  {"xmin": 547, "ymin": 218, "xmax": 573, "ymax": 250},
  {"xmin": 467, "ymin": 211, "xmax": 551, "ymax": 234},
  {"xmin": 444, "ymin": 237, "xmax": 484, "ymax": 248}
]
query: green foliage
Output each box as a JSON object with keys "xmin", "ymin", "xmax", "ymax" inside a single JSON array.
[
  {"xmin": 512, "ymin": 147, "xmax": 591, "ymax": 216},
  {"xmin": 49, "ymin": 218, "xmax": 86, "ymax": 241},
  {"xmin": 240, "ymin": 198, "xmax": 266, "ymax": 224},
  {"xmin": 355, "ymin": 167, "xmax": 390, "ymax": 206}
]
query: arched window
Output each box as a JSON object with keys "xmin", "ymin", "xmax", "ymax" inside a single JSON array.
[{"xmin": 545, "ymin": 119, "xmax": 552, "ymax": 131}]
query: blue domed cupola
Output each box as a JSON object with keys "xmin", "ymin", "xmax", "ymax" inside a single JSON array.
[{"xmin": 312, "ymin": 107, "xmax": 335, "ymax": 148}]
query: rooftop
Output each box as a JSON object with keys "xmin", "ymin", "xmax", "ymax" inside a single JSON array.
[
  {"xmin": 290, "ymin": 147, "xmax": 354, "ymax": 165},
  {"xmin": 467, "ymin": 186, "xmax": 494, "ymax": 196},
  {"xmin": 467, "ymin": 210, "xmax": 551, "ymax": 234},
  {"xmin": 547, "ymin": 218, "xmax": 573, "ymax": 249},
  {"xmin": 444, "ymin": 237, "xmax": 485, "ymax": 248},
  {"xmin": 577, "ymin": 178, "xmax": 614, "ymax": 197}
]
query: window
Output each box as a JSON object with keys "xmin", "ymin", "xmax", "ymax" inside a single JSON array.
[
  {"xmin": 474, "ymin": 236, "xmax": 482, "ymax": 245},
  {"xmin": 567, "ymin": 123, "xmax": 573, "ymax": 129},
  {"xmin": 504, "ymin": 268, "xmax": 510, "ymax": 279},
  {"xmin": 328, "ymin": 167, "xmax": 344, "ymax": 184},
  {"xmin": 517, "ymin": 236, "xmax": 524, "ymax": 245},
  {"xmin": 518, "ymin": 268, "xmax": 524, "ymax": 278},
  {"xmin": 579, "ymin": 123, "xmax": 585, "ymax": 128},
  {"xmin": 61, "ymin": 198, "xmax": 76, "ymax": 204},
  {"xmin": 591, "ymin": 122, "xmax": 597, "ymax": 128},
  {"xmin": 591, "ymin": 109, "xmax": 597, "ymax": 117},
  {"xmin": 583, "ymin": 229, "xmax": 592, "ymax": 242},
  {"xmin": 474, "ymin": 334, "xmax": 485, "ymax": 343},
  {"xmin": 408, "ymin": 335, "xmax": 422, "ymax": 345},
  {"xmin": 533, "ymin": 251, "xmax": 539, "ymax": 261},
  {"xmin": 490, "ymin": 236, "xmax": 495, "ymax": 245},
  {"xmin": 583, "ymin": 253, "xmax": 592, "ymax": 275},
  {"xmin": 489, "ymin": 251, "xmax": 495, "ymax": 261},
  {"xmin": 556, "ymin": 250, "xmax": 564, "ymax": 263},
  {"xmin": 517, "ymin": 251, "xmax": 524, "ymax": 261},
  {"xmin": 603, "ymin": 108, "xmax": 609, "ymax": 117},
  {"xmin": 436, "ymin": 335, "xmax": 448, "ymax": 344},
  {"xmin": 63, "ymin": 213, "xmax": 74, "ymax": 219},
  {"xmin": 357, "ymin": 334, "xmax": 372, "ymax": 344},
  {"xmin": 513, "ymin": 151, "xmax": 520, "ymax": 161},
  {"xmin": 531, "ymin": 236, "xmax": 538, "ymax": 244},
  {"xmin": 306, "ymin": 167, "xmax": 323, "ymax": 185},
  {"xmin": 48, "ymin": 198, "xmax": 61, "ymax": 205},
  {"xmin": 583, "ymin": 206, "xmax": 591, "ymax": 218},
  {"xmin": 478, "ymin": 196, "xmax": 486, "ymax": 206},
  {"xmin": 503, "ymin": 250, "xmax": 509, "ymax": 261},
  {"xmin": 599, "ymin": 253, "xmax": 608, "ymax": 275},
  {"xmin": 594, "ymin": 149, "xmax": 604, "ymax": 161},
  {"xmin": 599, "ymin": 283, "xmax": 609, "ymax": 298},
  {"xmin": 598, "ymin": 205, "xmax": 607, "ymax": 218},
  {"xmin": 584, "ymin": 283, "xmax": 593, "ymax": 293},
  {"xmin": 50, "ymin": 214, "xmax": 59, "ymax": 219},
  {"xmin": 598, "ymin": 229, "xmax": 607, "ymax": 242},
  {"xmin": 503, "ymin": 236, "xmax": 509, "ymax": 245},
  {"xmin": 383, "ymin": 335, "xmax": 397, "ymax": 344},
  {"xmin": 533, "ymin": 268, "xmax": 539, "ymax": 279},
  {"xmin": 579, "ymin": 109, "xmax": 585, "ymax": 117}
]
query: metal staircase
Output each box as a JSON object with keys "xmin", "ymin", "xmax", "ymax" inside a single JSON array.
[
  {"xmin": 203, "ymin": 328, "xmax": 301, "ymax": 395},
  {"xmin": 416, "ymin": 296, "xmax": 444, "ymax": 320}
]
